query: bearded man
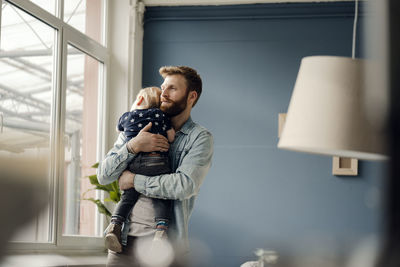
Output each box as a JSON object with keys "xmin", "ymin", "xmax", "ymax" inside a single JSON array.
[{"xmin": 97, "ymin": 66, "xmax": 214, "ymax": 267}]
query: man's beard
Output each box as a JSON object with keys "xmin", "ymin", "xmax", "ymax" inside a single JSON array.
[{"xmin": 160, "ymin": 93, "xmax": 189, "ymax": 117}]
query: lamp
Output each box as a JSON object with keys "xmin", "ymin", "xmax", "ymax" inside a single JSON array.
[{"xmin": 277, "ymin": 0, "xmax": 387, "ymax": 161}]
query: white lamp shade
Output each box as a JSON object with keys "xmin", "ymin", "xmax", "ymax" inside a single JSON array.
[{"xmin": 278, "ymin": 56, "xmax": 387, "ymax": 161}]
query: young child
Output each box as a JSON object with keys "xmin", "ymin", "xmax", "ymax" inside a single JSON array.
[{"xmin": 104, "ymin": 86, "xmax": 175, "ymax": 253}]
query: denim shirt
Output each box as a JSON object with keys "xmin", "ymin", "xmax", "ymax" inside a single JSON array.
[{"xmin": 97, "ymin": 117, "xmax": 213, "ymax": 250}]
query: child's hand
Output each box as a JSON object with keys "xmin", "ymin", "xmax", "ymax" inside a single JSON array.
[
  {"xmin": 167, "ymin": 128, "xmax": 175, "ymax": 143},
  {"xmin": 127, "ymin": 122, "xmax": 170, "ymax": 153},
  {"xmin": 119, "ymin": 170, "xmax": 135, "ymax": 190}
]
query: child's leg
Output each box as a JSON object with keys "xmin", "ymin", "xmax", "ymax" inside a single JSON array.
[
  {"xmin": 105, "ymin": 188, "xmax": 140, "ymax": 253},
  {"xmin": 111, "ymin": 188, "xmax": 140, "ymax": 225},
  {"xmin": 152, "ymin": 199, "xmax": 172, "ymax": 231}
]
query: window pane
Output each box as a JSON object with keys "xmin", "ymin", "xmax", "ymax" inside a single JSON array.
[
  {"xmin": 64, "ymin": 0, "xmax": 104, "ymax": 44},
  {"xmin": 63, "ymin": 44, "xmax": 102, "ymax": 237},
  {"xmin": 30, "ymin": 0, "xmax": 56, "ymax": 15},
  {"xmin": 0, "ymin": 2, "xmax": 55, "ymax": 242}
]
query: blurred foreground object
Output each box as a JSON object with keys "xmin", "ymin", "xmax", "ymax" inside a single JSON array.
[
  {"xmin": 241, "ymin": 249, "xmax": 278, "ymax": 267},
  {"xmin": 0, "ymin": 156, "xmax": 49, "ymax": 260},
  {"xmin": 376, "ymin": 0, "xmax": 400, "ymax": 266}
]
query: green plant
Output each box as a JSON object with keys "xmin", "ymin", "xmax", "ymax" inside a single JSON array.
[{"xmin": 83, "ymin": 163, "xmax": 121, "ymax": 218}]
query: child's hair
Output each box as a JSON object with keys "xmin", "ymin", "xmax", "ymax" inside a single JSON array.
[{"xmin": 130, "ymin": 86, "xmax": 161, "ymax": 111}]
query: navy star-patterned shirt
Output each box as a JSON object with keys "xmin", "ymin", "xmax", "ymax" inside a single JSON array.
[{"xmin": 117, "ymin": 108, "xmax": 172, "ymax": 141}]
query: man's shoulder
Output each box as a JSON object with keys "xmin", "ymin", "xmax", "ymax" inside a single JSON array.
[
  {"xmin": 188, "ymin": 121, "xmax": 212, "ymax": 139},
  {"xmin": 184, "ymin": 121, "xmax": 213, "ymax": 154}
]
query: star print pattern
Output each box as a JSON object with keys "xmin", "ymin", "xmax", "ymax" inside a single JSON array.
[{"xmin": 117, "ymin": 108, "xmax": 172, "ymax": 141}]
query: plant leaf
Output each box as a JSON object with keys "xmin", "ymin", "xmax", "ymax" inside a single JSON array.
[
  {"xmin": 86, "ymin": 174, "xmax": 114, "ymax": 192},
  {"xmin": 88, "ymin": 174, "xmax": 100, "ymax": 186},
  {"xmin": 95, "ymin": 184, "xmax": 114, "ymax": 192},
  {"xmin": 91, "ymin": 162, "xmax": 99, "ymax": 168},
  {"xmin": 111, "ymin": 180, "xmax": 120, "ymax": 194},
  {"xmin": 109, "ymin": 191, "xmax": 120, "ymax": 203}
]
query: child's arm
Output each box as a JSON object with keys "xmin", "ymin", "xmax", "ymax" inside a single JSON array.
[{"xmin": 166, "ymin": 128, "xmax": 175, "ymax": 143}]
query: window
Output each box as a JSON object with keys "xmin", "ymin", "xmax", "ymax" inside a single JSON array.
[
  {"xmin": 0, "ymin": 0, "xmax": 108, "ymax": 250},
  {"xmin": 0, "ymin": 1, "xmax": 55, "ymax": 244},
  {"xmin": 64, "ymin": 0, "xmax": 104, "ymax": 44},
  {"xmin": 29, "ymin": 0, "xmax": 56, "ymax": 15},
  {"xmin": 63, "ymin": 45, "xmax": 102, "ymax": 237}
]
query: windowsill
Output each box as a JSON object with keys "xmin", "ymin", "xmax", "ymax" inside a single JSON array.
[{"xmin": 0, "ymin": 253, "xmax": 108, "ymax": 267}]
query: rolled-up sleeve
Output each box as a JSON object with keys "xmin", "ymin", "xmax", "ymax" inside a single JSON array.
[
  {"xmin": 134, "ymin": 131, "xmax": 213, "ymax": 200},
  {"xmin": 97, "ymin": 133, "xmax": 137, "ymax": 185}
]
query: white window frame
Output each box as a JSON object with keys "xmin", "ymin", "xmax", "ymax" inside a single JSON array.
[{"xmin": 2, "ymin": 0, "xmax": 110, "ymax": 252}]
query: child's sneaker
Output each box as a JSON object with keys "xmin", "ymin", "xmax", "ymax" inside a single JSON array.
[{"xmin": 105, "ymin": 223, "xmax": 122, "ymax": 253}]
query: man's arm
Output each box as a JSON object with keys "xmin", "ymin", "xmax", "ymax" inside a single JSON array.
[
  {"xmin": 97, "ymin": 132, "xmax": 135, "ymax": 185},
  {"xmin": 133, "ymin": 131, "xmax": 213, "ymax": 201}
]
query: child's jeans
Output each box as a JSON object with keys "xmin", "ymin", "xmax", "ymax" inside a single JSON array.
[
  {"xmin": 112, "ymin": 153, "xmax": 172, "ymax": 224},
  {"xmin": 128, "ymin": 152, "xmax": 171, "ymax": 176}
]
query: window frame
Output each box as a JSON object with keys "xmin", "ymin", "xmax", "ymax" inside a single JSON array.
[{"xmin": 2, "ymin": 0, "xmax": 110, "ymax": 252}]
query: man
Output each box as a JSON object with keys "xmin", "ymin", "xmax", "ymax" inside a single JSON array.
[{"xmin": 97, "ymin": 66, "xmax": 214, "ymax": 266}]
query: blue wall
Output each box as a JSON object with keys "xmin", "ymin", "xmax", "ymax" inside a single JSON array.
[{"xmin": 142, "ymin": 2, "xmax": 386, "ymax": 266}]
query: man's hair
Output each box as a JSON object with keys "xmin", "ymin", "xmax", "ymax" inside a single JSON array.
[
  {"xmin": 130, "ymin": 86, "xmax": 161, "ymax": 111},
  {"xmin": 159, "ymin": 66, "xmax": 202, "ymax": 107}
]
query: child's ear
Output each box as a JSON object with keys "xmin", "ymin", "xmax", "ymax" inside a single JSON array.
[{"xmin": 137, "ymin": 96, "xmax": 144, "ymax": 106}]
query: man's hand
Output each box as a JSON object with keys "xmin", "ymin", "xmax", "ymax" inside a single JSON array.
[
  {"xmin": 119, "ymin": 170, "xmax": 135, "ymax": 190},
  {"xmin": 127, "ymin": 122, "xmax": 170, "ymax": 153}
]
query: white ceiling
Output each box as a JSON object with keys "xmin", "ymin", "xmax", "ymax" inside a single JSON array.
[{"xmin": 144, "ymin": 0, "xmax": 353, "ymax": 7}]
